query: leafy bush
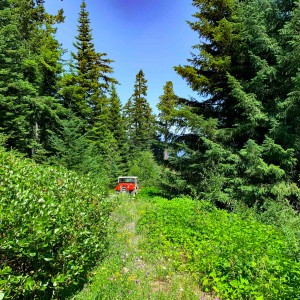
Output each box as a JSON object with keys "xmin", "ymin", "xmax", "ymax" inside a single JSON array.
[
  {"xmin": 0, "ymin": 148, "xmax": 113, "ymax": 299},
  {"xmin": 138, "ymin": 197, "xmax": 300, "ymax": 299},
  {"xmin": 136, "ymin": 186, "xmax": 164, "ymax": 199},
  {"xmin": 254, "ymin": 200, "xmax": 300, "ymax": 252},
  {"xmin": 128, "ymin": 151, "xmax": 162, "ymax": 188}
]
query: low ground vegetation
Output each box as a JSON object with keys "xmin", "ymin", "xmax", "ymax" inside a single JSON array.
[
  {"xmin": 2, "ymin": 146, "xmax": 299, "ymax": 300},
  {"xmin": 72, "ymin": 193, "xmax": 214, "ymax": 300},
  {"xmin": 138, "ymin": 193, "xmax": 300, "ymax": 299},
  {"xmin": 71, "ymin": 189, "xmax": 300, "ymax": 299}
]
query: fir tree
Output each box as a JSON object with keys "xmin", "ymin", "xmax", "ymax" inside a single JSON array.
[
  {"xmin": 108, "ymin": 84, "xmax": 126, "ymax": 145},
  {"xmin": 0, "ymin": 0, "xmax": 30, "ymax": 153},
  {"xmin": 174, "ymin": 0, "xmax": 240, "ymax": 127},
  {"xmin": 26, "ymin": 0, "xmax": 65, "ymax": 160},
  {"xmin": 123, "ymin": 96, "xmax": 133, "ymax": 136},
  {"xmin": 126, "ymin": 69, "xmax": 156, "ymax": 151},
  {"xmin": 57, "ymin": 0, "xmax": 121, "ymax": 180},
  {"xmin": 170, "ymin": 0, "xmax": 300, "ymax": 208},
  {"xmin": 66, "ymin": 0, "xmax": 117, "ymax": 125},
  {"xmin": 108, "ymin": 84, "xmax": 128, "ymax": 172},
  {"xmin": 276, "ymin": 2, "xmax": 300, "ymax": 158},
  {"xmin": 48, "ymin": 113, "xmax": 88, "ymax": 170},
  {"xmin": 157, "ymin": 81, "xmax": 178, "ymax": 161},
  {"xmin": 0, "ymin": 0, "xmax": 65, "ymax": 159}
]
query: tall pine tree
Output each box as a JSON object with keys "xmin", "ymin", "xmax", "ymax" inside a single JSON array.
[
  {"xmin": 124, "ymin": 69, "xmax": 155, "ymax": 151},
  {"xmin": 58, "ymin": 0, "xmax": 122, "ymax": 182},
  {"xmin": 62, "ymin": 0, "xmax": 117, "ymax": 127},
  {"xmin": 0, "ymin": 0, "xmax": 65, "ymax": 159},
  {"xmin": 170, "ymin": 0, "xmax": 300, "ymax": 207},
  {"xmin": 157, "ymin": 81, "xmax": 178, "ymax": 161},
  {"xmin": 108, "ymin": 84, "xmax": 126, "ymax": 145}
]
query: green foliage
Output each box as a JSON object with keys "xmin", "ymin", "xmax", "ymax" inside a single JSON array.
[
  {"xmin": 156, "ymin": 81, "xmax": 178, "ymax": 162},
  {"xmin": 169, "ymin": 130, "xmax": 300, "ymax": 208},
  {"xmin": 72, "ymin": 194, "xmax": 205, "ymax": 300},
  {"xmin": 276, "ymin": 2, "xmax": 300, "ymax": 157},
  {"xmin": 136, "ymin": 186, "xmax": 164, "ymax": 199},
  {"xmin": 158, "ymin": 167, "xmax": 193, "ymax": 199},
  {"xmin": 128, "ymin": 151, "xmax": 162, "ymax": 188},
  {"xmin": 175, "ymin": 0, "xmax": 239, "ymax": 124},
  {"xmin": 0, "ymin": 133, "xmax": 7, "ymax": 147},
  {"xmin": 138, "ymin": 197, "xmax": 300, "ymax": 299},
  {"xmin": 167, "ymin": 0, "xmax": 300, "ymax": 211},
  {"xmin": 254, "ymin": 200, "xmax": 300, "ymax": 251},
  {"xmin": 80, "ymin": 140, "xmax": 123, "ymax": 188},
  {"xmin": 107, "ymin": 84, "xmax": 128, "ymax": 173},
  {"xmin": 108, "ymin": 84, "xmax": 126, "ymax": 145},
  {"xmin": 0, "ymin": 0, "xmax": 65, "ymax": 159},
  {"xmin": 68, "ymin": 0, "xmax": 117, "ymax": 125},
  {"xmin": 48, "ymin": 114, "xmax": 88, "ymax": 170},
  {"xmin": 124, "ymin": 70, "xmax": 156, "ymax": 151},
  {"xmin": 0, "ymin": 148, "xmax": 113, "ymax": 299},
  {"xmin": 52, "ymin": 1, "xmax": 123, "ymax": 186}
]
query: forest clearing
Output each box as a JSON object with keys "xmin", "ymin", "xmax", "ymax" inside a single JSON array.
[
  {"xmin": 72, "ymin": 191, "xmax": 300, "ymax": 300},
  {"xmin": 2, "ymin": 0, "xmax": 300, "ymax": 298},
  {"xmin": 1, "ymin": 145, "xmax": 300, "ymax": 299}
]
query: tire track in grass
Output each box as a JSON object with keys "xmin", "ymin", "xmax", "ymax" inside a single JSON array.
[{"xmin": 71, "ymin": 194, "xmax": 215, "ymax": 300}]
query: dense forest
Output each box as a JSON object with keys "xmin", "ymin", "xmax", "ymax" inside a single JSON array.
[{"xmin": 2, "ymin": 0, "xmax": 300, "ymax": 298}]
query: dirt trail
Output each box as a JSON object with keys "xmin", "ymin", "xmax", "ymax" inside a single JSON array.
[{"xmin": 72, "ymin": 195, "xmax": 215, "ymax": 300}]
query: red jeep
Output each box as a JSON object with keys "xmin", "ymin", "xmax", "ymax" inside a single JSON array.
[{"xmin": 115, "ymin": 176, "xmax": 138, "ymax": 194}]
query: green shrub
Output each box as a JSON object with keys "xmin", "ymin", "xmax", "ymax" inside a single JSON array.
[
  {"xmin": 128, "ymin": 151, "xmax": 162, "ymax": 188},
  {"xmin": 136, "ymin": 186, "xmax": 164, "ymax": 199},
  {"xmin": 138, "ymin": 197, "xmax": 300, "ymax": 299},
  {"xmin": 0, "ymin": 148, "xmax": 113, "ymax": 299}
]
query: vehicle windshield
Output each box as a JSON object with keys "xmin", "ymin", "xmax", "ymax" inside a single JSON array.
[{"xmin": 119, "ymin": 178, "xmax": 136, "ymax": 183}]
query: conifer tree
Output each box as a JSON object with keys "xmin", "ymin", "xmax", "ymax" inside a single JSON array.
[
  {"xmin": 27, "ymin": 0, "xmax": 65, "ymax": 160},
  {"xmin": 125, "ymin": 70, "xmax": 156, "ymax": 151},
  {"xmin": 123, "ymin": 96, "xmax": 133, "ymax": 135},
  {"xmin": 0, "ymin": 0, "xmax": 28, "ymax": 152},
  {"xmin": 0, "ymin": 0, "xmax": 65, "ymax": 158},
  {"xmin": 48, "ymin": 113, "xmax": 88, "ymax": 170},
  {"xmin": 175, "ymin": 0, "xmax": 240, "ymax": 127},
  {"xmin": 107, "ymin": 84, "xmax": 129, "ymax": 172},
  {"xmin": 58, "ymin": 0, "xmax": 121, "ymax": 180},
  {"xmin": 276, "ymin": 2, "xmax": 300, "ymax": 156},
  {"xmin": 170, "ymin": 0, "xmax": 300, "ymax": 207},
  {"xmin": 157, "ymin": 81, "xmax": 178, "ymax": 161},
  {"xmin": 64, "ymin": 0, "xmax": 117, "ymax": 125},
  {"xmin": 108, "ymin": 84, "xmax": 126, "ymax": 144}
]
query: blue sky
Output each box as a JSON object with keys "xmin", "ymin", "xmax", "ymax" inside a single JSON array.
[{"xmin": 45, "ymin": 0, "xmax": 199, "ymax": 113}]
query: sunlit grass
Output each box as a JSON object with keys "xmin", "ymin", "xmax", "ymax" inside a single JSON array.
[{"xmin": 71, "ymin": 194, "xmax": 211, "ymax": 300}]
